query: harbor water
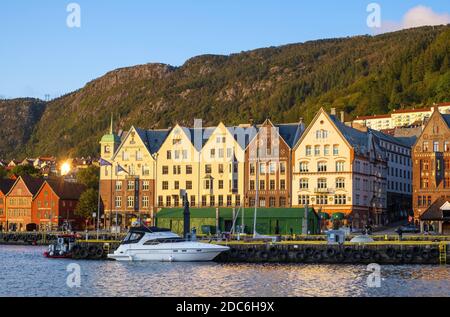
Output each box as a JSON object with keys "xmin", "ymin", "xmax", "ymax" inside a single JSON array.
[{"xmin": 0, "ymin": 245, "xmax": 449, "ymax": 297}]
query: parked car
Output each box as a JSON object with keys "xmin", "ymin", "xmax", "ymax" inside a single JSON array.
[{"xmin": 399, "ymin": 224, "xmax": 420, "ymax": 234}]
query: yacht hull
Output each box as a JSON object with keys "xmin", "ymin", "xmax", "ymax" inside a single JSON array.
[{"xmin": 108, "ymin": 249, "xmax": 226, "ymax": 262}]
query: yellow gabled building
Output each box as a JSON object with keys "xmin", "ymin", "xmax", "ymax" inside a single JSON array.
[{"xmin": 199, "ymin": 122, "xmax": 246, "ymax": 208}]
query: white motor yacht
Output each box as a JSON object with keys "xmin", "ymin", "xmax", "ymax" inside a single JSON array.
[{"xmin": 107, "ymin": 226, "xmax": 229, "ymax": 262}]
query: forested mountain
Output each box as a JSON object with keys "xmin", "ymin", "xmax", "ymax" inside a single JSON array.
[{"xmin": 4, "ymin": 25, "xmax": 450, "ymax": 159}]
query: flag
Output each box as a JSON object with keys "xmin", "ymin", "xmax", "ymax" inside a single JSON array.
[
  {"xmin": 117, "ymin": 164, "xmax": 129, "ymax": 174},
  {"xmin": 99, "ymin": 158, "xmax": 112, "ymax": 167}
]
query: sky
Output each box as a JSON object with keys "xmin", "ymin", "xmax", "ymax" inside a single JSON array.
[{"xmin": 0, "ymin": 0, "xmax": 449, "ymax": 99}]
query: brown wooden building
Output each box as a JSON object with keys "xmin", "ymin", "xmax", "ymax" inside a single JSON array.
[
  {"xmin": 412, "ymin": 108, "xmax": 450, "ymax": 233},
  {"xmin": 244, "ymin": 120, "xmax": 304, "ymax": 208}
]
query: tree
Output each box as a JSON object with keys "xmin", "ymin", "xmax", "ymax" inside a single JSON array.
[
  {"xmin": 77, "ymin": 165, "xmax": 100, "ymax": 189},
  {"xmin": 75, "ymin": 188, "xmax": 98, "ymax": 220},
  {"xmin": 8, "ymin": 165, "xmax": 42, "ymax": 178}
]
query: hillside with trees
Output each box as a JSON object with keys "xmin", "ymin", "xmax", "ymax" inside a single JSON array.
[{"xmin": 2, "ymin": 25, "xmax": 449, "ymax": 159}]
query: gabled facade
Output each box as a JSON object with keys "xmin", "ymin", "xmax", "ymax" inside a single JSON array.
[
  {"xmin": 156, "ymin": 124, "xmax": 201, "ymax": 208},
  {"xmin": 292, "ymin": 108, "xmax": 387, "ymax": 229},
  {"xmin": 5, "ymin": 176, "xmax": 45, "ymax": 231},
  {"xmin": 413, "ymin": 108, "xmax": 450, "ymax": 232},
  {"xmin": 100, "ymin": 124, "xmax": 169, "ymax": 227},
  {"xmin": 199, "ymin": 123, "xmax": 246, "ymax": 208},
  {"xmin": 0, "ymin": 179, "xmax": 15, "ymax": 231},
  {"xmin": 244, "ymin": 119, "xmax": 303, "ymax": 208},
  {"xmin": 32, "ymin": 180, "xmax": 86, "ymax": 231}
]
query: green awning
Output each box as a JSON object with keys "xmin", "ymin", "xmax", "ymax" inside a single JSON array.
[
  {"xmin": 319, "ymin": 212, "xmax": 330, "ymax": 220},
  {"xmin": 332, "ymin": 212, "xmax": 345, "ymax": 220}
]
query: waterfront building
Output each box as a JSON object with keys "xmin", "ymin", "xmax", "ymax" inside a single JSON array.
[
  {"xmin": 99, "ymin": 123, "xmax": 169, "ymax": 227},
  {"xmin": 5, "ymin": 176, "xmax": 45, "ymax": 231},
  {"xmin": 0, "ymin": 179, "xmax": 15, "ymax": 231},
  {"xmin": 198, "ymin": 123, "xmax": 246, "ymax": 209},
  {"xmin": 292, "ymin": 108, "xmax": 388, "ymax": 229},
  {"xmin": 352, "ymin": 102, "xmax": 450, "ymax": 131},
  {"xmin": 245, "ymin": 119, "xmax": 304, "ymax": 208},
  {"xmin": 412, "ymin": 107, "xmax": 450, "ymax": 234},
  {"xmin": 32, "ymin": 180, "xmax": 86, "ymax": 231},
  {"xmin": 370, "ymin": 130, "xmax": 416, "ymax": 223}
]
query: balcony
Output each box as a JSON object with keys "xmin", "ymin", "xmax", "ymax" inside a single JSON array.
[{"xmin": 314, "ymin": 188, "xmax": 335, "ymax": 194}]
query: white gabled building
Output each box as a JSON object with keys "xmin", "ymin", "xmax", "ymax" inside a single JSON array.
[{"xmin": 292, "ymin": 108, "xmax": 388, "ymax": 229}]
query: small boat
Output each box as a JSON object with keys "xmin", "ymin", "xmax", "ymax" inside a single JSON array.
[
  {"xmin": 44, "ymin": 234, "xmax": 80, "ymax": 259},
  {"xmin": 107, "ymin": 226, "xmax": 229, "ymax": 262}
]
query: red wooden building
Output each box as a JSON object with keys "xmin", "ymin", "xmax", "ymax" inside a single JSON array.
[
  {"xmin": 0, "ymin": 179, "xmax": 15, "ymax": 231},
  {"xmin": 32, "ymin": 179, "xmax": 86, "ymax": 231}
]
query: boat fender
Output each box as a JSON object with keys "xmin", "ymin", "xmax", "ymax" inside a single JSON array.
[
  {"xmin": 259, "ymin": 251, "xmax": 269, "ymax": 260},
  {"xmin": 269, "ymin": 247, "xmax": 279, "ymax": 258},
  {"xmin": 335, "ymin": 252, "xmax": 345, "ymax": 262},
  {"xmin": 361, "ymin": 249, "xmax": 372, "ymax": 259},
  {"xmin": 403, "ymin": 251, "xmax": 413, "ymax": 262},
  {"xmin": 279, "ymin": 250, "xmax": 289, "ymax": 261},
  {"xmin": 343, "ymin": 247, "xmax": 353, "ymax": 258},
  {"xmin": 421, "ymin": 250, "xmax": 430, "ymax": 260},
  {"xmin": 386, "ymin": 247, "xmax": 396, "ymax": 258},
  {"xmin": 13, "ymin": 234, "xmax": 20, "ymax": 241},
  {"xmin": 326, "ymin": 248, "xmax": 336, "ymax": 258},
  {"xmin": 430, "ymin": 249, "xmax": 439, "ymax": 258},
  {"xmin": 295, "ymin": 252, "xmax": 305, "ymax": 261},
  {"xmin": 312, "ymin": 251, "xmax": 323, "ymax": 262},
  {"xmin": 395, "ymin": 251, "xmax": 404, "ymax": 260},
  {"xmin": 304, "ymin": 247, "xmax": 314, "ymax": 257},
  {"xmin": 79, "ymin": 247, "xmax": 89, "ymax": 259},
  {"xmin": 372, "ymin": 252, "xmax": 382, "ymax": 262},
  {"xmin": 352, "ymin": 251, "xmax": 361, "ymax": 260},
  {"xmin": 238, "ymin": 251, "xmax": 247, "ymax": 260}
]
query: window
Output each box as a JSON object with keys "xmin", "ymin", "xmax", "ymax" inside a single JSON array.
[
  {"xmin": 142, "ymin": 165, "xmax": 150, "ymax": 176},
  {"xmin": 190, "ymin": 196, "xmax": 196, "ymax": 207},
  {"xmin": 260, "ymin": 180, "xmax": 265, "ymax": 190},
  {"xmin": 236, "ymin": 195, "xmax": 241, "ymax": 206},
  {"xmin": 314, "ymin": 145, "xmax": 320, "ymax": 156},
  {"xmin": 270, "ymin": 180, "xmax": 276, "ymax": 190},
  {"xmin": 202, "ymin": 196, "xmax": 207, "ymax": 207},
  {"xmin": 162, "ymin": 181, "xmax": 169, "ymax": 190},
  {"xmin": 162, "ymin": 166, "xmax": 169, "ymax": 175},
  {"xmin": 167, "ymin": 151, "xmax": 172, "ymax": 160},
  {"xmin": 333, "ymin": 145, "xmax": 339, "ymax": 156},
  {"xmin": 306, "ymin": 146, "xmax": 312, "ymax": 156},
  {"xmin": 186, "ymin": 181, "xmax": 193, "ymax": 190},
  {"xmin": 186, "ymin": 165, "xmax": 193, "ymax": 174},
  {"xmin": 259, "ymin": 198, "xmax": 266, "ymax": 207},
  {"xmin": 259, "ymin": 163, "xmax": 266, "ymax": 174},
  {"xmin": 299, "ymin": 179, "xmax": 309, "ymax": 189},
  {"xmin": 142, "ymin": 196, "xmax": 149, "ymax": 208},
  {"xmin": 136, "ymin": 151, "xmax": 143, "ymax": 161},
  {"xmin": 182, "ymin": 150, "xmax": 188, "ymax": 160},
  {"xmin": 298, "ymin": 195, "xmax": 310, "ymax": 206},
  {"xmin": 218, "ymin": 180, "xmax": 224, "ymax": 190},
  {"xmin": 210, "ymin": 196, "xmax": 215, "ymax": 207},
  {"xmin": 227, "ymin": 195, "xmax": 232, "ymax": 207},
  {"xmin": 205, "ymin": 165, "xmax": 212, "ymax": 174},
  {"xmin": 210, "ymin": 149, "xmax": 216, "ymax": 159},
  {"xmin": 434, "ymin": 141, "xmax": 440, "ymax": 152},
  {"xmin": 423, "ymin": 142, "xmax": 429, "ymax": 152},
  {"xmin": 127, "ymin": 196, "xmax": 134, "ymax": 208},
  {"xmin": 115, "ymin": 196, "xmax": 122, "ymax": 208},
  {"xmin": 115, "ymin": 181, "xmax": 122, "ymax": 191},
  {"xmin": 280, "ymin": 179, "xmax": 286, "ymax": 190},
  {"xmin": 174, "ymin": 196, "xmax": 179, "ymax": 207},
  {"xmin": 142, "ymin": 181, "xmax": 150, "ymax": 191},
  {"xmin": 174, "ymin": 181, "xmax": 179, "ymax": 190},
  {"xmin": 324, "ymin": 145, "xmax": 330, "ymax": 156},
  {"xmin": 280, "ymin": 162, "xmax": 286, "ymax": 175},
  {"xmin": 317, "ymin": 162, "xmax": 327, "ymax": 172},
  {"xmin": 173, "ymin": 165, "xmax": 181, "ymax": 175},
  {"xmin": 269, "ymin": 197, "xmax": 276, "ymax": 207},
  {"xmin": 269, "ymin": 162, "xmax": 276, "ymax": 174},
  {"xmin": 218, "ymin": 149, "xmax": 224, "ymax": 159},
  {"xmin": 250, "ymin": 163, "xmax": 255, "ymax": 175},
  {"xmin": 317, "ymin": 178, "xmax": 327, "ymax": 189},
  {"xmin": 316, "ymin": 130, "xmax": 328, "ymax": 139},
  {"xmin": 299, "ymin": 162, "xmax": 309, "ymax": 173},
  {"xmin": 166, "ymin": 196, "xmax": 171, "ymax": 207},
  {"xmin": 250, "ymin": 180, "xmax": 255, "ymax": 190},
  {"xmin": 227, "ymin": 148, "xmax": 233, "ymax": 158},
  {"xmin": 204, "ymin": 179, "xmax": 213, "ymax": 190},
  {"xmin": 218, "ymin": 195, "xmax": 224, "ymax": 206},
  {"xmin": 334, "ymin": 195, "xmax": 347, "ymax": 205},
  {"xmin": 336, "ymin": 161, "xmax": 345, "ymax": 172},
  {"xmin": 317, "ymin": 195, "xmax": 328, "ymax": 205},
  {"xmin": 218, "ymin": 164, "xmax": 224, "ymax": 174},
  {"xmin": 122, "ymin": 151, "xmax": 129, "ymax": 161},
  {"xmin": 279, "ymin": 197, "xmax": 286, "ymax": 207},
  {"xmin": 127, "ymin": 181, "xmax": 135, "ymax": 191},
  {"xmin": 336, "ymin": 178, "xmax": 345, "ymax": 189},
  {"xmin": 421, "ymin": 178, "xmax": 429, "ymax": 189},
  {"xmin": 158, "ymin": 196, "xmax": 163, "ymax": 207},
  {"xmin": 445, "ymin": 142, "xmax": 450, "ymax": 152}
]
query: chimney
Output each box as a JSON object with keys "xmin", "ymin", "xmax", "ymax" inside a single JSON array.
[
  {"xmin": 330, "ymin": 108, "xmax": 336, "ymax": 116},
  {"xmin": 340, "ymin": 111, "xmax": 345, "ymax": 122}
]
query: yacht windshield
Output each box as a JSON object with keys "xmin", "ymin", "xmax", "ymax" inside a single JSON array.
[
  {"xmin": 143, "ymin": 237, "xmax": 185, "ymax": 245},
  {"xmin": 122, "ymin": 232, "xmax": 144, "ymax": 244}
]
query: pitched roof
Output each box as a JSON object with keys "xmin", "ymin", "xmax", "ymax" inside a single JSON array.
[
  {"xmin": 21, "ymin": 176, "xmax": 46, "ymax": 196},
  {"xmin": 134, "ymin": 127, "xmax": 171, "ymax": 154},
  {"xmin": 45, "ymin": 179, "xmax": 86, "ymax": 200},
  {"xmin": 420, "ymin": 198, "xmax": 450, "ymax": 221},
  {"xmin": 370, "ymin": 129, "xmax": 416, "ymax": 148},
  {"xmin": 276, "ymin": 123, "xmax": 305, "ymax": 148},
  {"xmin": 329, "ymin": 114, "xmax": 369, "ymax": 152},
  {"xmin": 0, "ymin": 179, "xmax": 15, "ymax": 195},
  {"xmin": 442, "ymin": 114, "xmax": 450, "ymax": 128}
]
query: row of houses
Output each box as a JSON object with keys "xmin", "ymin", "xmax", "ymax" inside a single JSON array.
[
  {"xmin": 99, "ymin": 108, "xmax": 417, "ymax": 230},
  {"xmin": 0, "ymin": 176, "xmax": 86, "ymax": 232}
]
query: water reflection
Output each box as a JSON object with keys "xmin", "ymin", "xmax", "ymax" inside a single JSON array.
[{"xmin": 0, "ymin": 246, "xmax": 449, "ymax": 297}]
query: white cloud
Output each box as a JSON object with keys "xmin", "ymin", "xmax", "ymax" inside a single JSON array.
[{"xmin": 377, "ymin": 5, "xmax": 450, "ymax": 34}]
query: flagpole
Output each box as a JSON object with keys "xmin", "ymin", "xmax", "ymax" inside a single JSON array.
[{"xmin": 97, "ymin": 162, "xmax": 101, "ymax": 240}]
